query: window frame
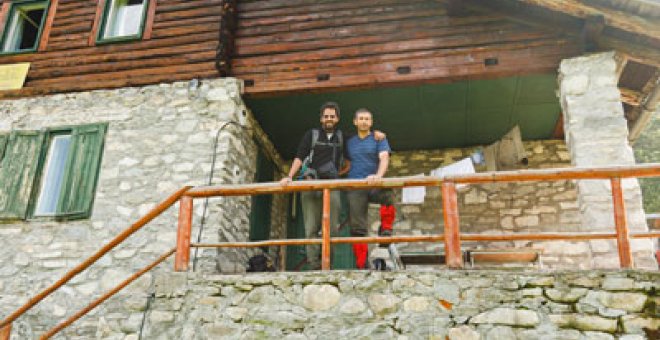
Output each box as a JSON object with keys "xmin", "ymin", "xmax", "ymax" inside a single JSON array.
[
  {"xmin": 95, "ymin": 0, "xmax": 150, "ymax": 45},
  {"xmin": 29, "ymin": 128, "xmax": 73, "ymax": 218},
  {"xmin": 0, "ymin": 0, "xmax": 51, "ymax": 55},
  {"xmin": 0, "ymin": 123, "xmax": 107, "ymax": 222}
]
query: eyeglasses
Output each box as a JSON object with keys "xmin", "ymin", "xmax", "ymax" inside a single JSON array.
[{"xmin": 322, "ymin": 115, "xmax": 337, "ymax": 119}]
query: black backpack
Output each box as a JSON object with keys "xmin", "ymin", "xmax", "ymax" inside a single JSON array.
[
  {"xmin": 300, "ymin": 129, "xmax": 344, "ymax": 179},
  {"xmin": 246, "ymin": 254, "xmax": 275, "ymax": 272}
]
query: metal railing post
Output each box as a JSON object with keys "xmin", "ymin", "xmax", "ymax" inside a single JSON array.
[
  {"xmin": 175, "ymin": 196, "xmax": 194, "ymax": 271},
  {"xmin": 611, "ymin": 177, "xmax": 634, "ymax": 268},
  {"xmin": 1, "ymin": 323, "xmax": 11, "ymax": 340},
  {"xmin": 442, "ymin": 181, "xmax": 463, "ymax": 268},
  {"xmin": 321, "ymin": 189, "xmax": 331, "ymax": 270}
]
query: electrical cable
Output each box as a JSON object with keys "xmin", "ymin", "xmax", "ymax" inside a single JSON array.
[
  {"xmin": 137, "ymin": 292, "xmax": 155, "ymax": 340},
  {"xmin": 192, "ymin": 120, "xmax": 254, "ymax": 271}
]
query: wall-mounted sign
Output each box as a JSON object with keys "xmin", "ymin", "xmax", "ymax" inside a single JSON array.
[{"xmin": 0, "ymin": 63, "xmax": 30, "ymax": 91}]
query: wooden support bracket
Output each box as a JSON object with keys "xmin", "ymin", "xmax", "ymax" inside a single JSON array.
[
  {"xmin": 442, "ymin": 182, "xmax": 463, "ymax": 268},
  {"xmin": 321, "ymin": 189, "xmax": 331, "ymax": 270},
  {"xmin": 611, "ymin": 178, "xmax": 633, "ymax": 268},
  {"xmin": 175, "ymin": 196, "xmax": 193, "ymax": 271},
  {"xmin": 0, "ymin": 323, "xmax": 11, "ymax": 340}
]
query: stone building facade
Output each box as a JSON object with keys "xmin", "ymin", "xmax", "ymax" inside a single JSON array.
[
  {"xmin": 0, "ymin": 78, "xmax": 288, "ymax": 337},
  {"xmin": 0, "ymin": 53, "xmax": 657, "ymax": 338}
]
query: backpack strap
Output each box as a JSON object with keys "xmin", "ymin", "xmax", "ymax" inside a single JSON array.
[
  {"xmin": 335, "ymin": 129, "xmax": 343, "ymax": 168},
  {"xmin": 308, "ymin": 128, "xmax": 319, "ymax": 164}
]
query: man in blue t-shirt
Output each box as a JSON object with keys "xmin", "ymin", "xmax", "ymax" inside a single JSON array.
[{"xmin": 345, "ymin": 108, "xmax": 395, "ymax": 269}]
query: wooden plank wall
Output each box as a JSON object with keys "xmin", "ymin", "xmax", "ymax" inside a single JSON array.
[
  {"xmin": 232, "ymin": 0, "xmax": 584, "ymax": 97},
  {"xmin": 0, "ymin": 0, "xmax": 233, "ymax": 99}
]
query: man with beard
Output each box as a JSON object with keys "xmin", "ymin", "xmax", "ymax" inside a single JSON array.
[{"xmin": 280, "ymin": 102, "xmax": 384, "ymax": 269}]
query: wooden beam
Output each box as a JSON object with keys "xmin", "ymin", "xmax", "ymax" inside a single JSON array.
[
  {"xmin": 629, "ymin": 76, "xmax": 660, "ymax": 143},
  {"xmin": 183, "ymin": 164, "xmax": 660, "ymax": 198},
  {"xmin": 38, "ymin": 0, "xmax": 59, "ymax": 52},
  {"xmin": 88, "ymin": 0, "xmax": 106, "ymax": 46},
  {"xmin": 600, "ymin": 36, "xmax": 660, "ymax": 68},
  {"xmin": 581, "ymin": 14, "xmax": 605, "ymax": 52},
  {"xmin": 445, "ymin": 0, "xmax": 469, "ymax": 17},
  {"xmin": 615, "ymin": 52, "xmax": 628, "ymax": 80},
  {"xmin": 611, "ymin": 178, "xmax": 633, "ymax": 268},
  {"xmin": 175, "ymin": 196, "xmax": 194, "ymax": 272},
  {"xmin": 0, "ymin": 323, "xmax": 10, "ymax": 340},
  {"xmin": 442, "ymin": 182, "xmax": 463, "ymax": 268},
  {"xmin": 216, "ymin": 0, "xmax": 238, "ymax": 76},
  {"xmin": 469, "ymin": 0, "xmax": 660, "ymax": 68},
  {"xmin": 620, "ymin": 87, "xmax": 643, "ymax": 107},
  {"xmin": 552, "ymin": 113, "xmax": 565, "ymax": 139},
  {"xmin": 142, "ymin": 0, "xmax": 157, "ymax": 40},
  {"xmin": 511, "ymin": 0, "xmax": 660, "ymax": 43},
  {"xmin": 321, "ymin": 189, "xmax": 331, "ymax": 271}
]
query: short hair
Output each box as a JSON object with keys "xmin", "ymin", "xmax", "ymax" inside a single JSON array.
[
  {"xmin": 354, "ymin": 108, "xmax": 372, "ymax": 119},
  {"xmin": 320, "ymin": 101, "xmax": 340, "ymax": 117}
]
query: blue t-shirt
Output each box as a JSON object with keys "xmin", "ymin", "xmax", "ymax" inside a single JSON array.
[{"xmin": 346, "ymin": 133, "xmax": 391, "ymax": 179}]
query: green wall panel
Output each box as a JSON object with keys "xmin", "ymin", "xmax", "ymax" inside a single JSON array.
[{"xmin": 247, "ymin": 74, "xmax": 560, "ymax": 160}]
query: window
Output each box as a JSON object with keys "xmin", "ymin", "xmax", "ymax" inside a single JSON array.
[
  {"xmin": 0, "ymin": 123, "xmax": 107, "ymax": 220},
  {"xmin": 34, "ymin": 134, "xmax": 71, "ymax": 216},
  {"xmin": 97, "ymin": 0, "xmax": 148, "ymax": 43},
  {"xmin": 0, "ymin": 0, "xmax": 50, "ymax": 53}
]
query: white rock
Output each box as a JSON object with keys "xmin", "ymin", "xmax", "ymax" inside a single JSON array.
[
  {"xmin": 367, "ymin": 294, "xmax": 401, "ymax": 314},
  {"xmin": 403, "ymin": 296, "xmax": 430, "ymax": 312},
  {"xmin": 303, "ymin": 284, "xmax": 340, "ymax": 311},
  {"xmin": 340, "ymin": 298, "xmax": 367, "ymax": 314},
  {"xmin": 118, "ymin": 157, "xmax": 140, "ymax": 167},
  {"xmin": 447, "ymin": 325, "xmax": 480, "ymax": 340},
  {"xmin": 470, "ymin": 308, "xmax": 539, "ymax": 327}
]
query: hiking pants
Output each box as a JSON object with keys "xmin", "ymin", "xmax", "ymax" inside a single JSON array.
[
  {"xmin": 300, "ymin": 190, "xmax": 341, "ymax": 269},
  {"xmin": 346, "ymin": 189, "xmax": 395, "ymax": 237}
]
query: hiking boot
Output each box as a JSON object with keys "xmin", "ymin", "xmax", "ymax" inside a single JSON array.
[{"xmin": 378, "ymin": 224, "xmax": 392, "ymax": 248}]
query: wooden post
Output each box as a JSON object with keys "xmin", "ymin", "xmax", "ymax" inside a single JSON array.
[
  {"xmin": 611, "ymin": 178, "xmax": 633, "ymax": 268},
  {"xmin": 321, "ymin": 189, "xmax": 331, "ymax": 271},
  {"xmin": 442, "ymin": 182, "xmax": 463, "ymax": 268},
  {"xmin": 0, "ymin": 323, "xmax": 11, "ymax": 340},
  {"xmin": 175, "ymin": 196, "xmax": 193, "ymax": 271}
]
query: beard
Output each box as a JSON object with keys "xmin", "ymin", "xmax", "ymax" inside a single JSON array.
[{"xmin": 323, "ymin": 122, "xmax": 337, "ymax": 132}]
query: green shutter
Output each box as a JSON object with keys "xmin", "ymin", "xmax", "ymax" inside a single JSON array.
[
  {"xmin": 0, "ymin": 131, "xmax": 44, "ymax": 220},
  {"xmin": 0, "ymin": 134, "xmax": 7, "ymax": 162},
  {"xmin": 56, "ymin": 123, "xmax": 107, "ymax": 219}
]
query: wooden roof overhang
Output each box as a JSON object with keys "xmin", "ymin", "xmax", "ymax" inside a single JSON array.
[
  {"xmin": 459, "ymin": 0, "xmax": 659, "ymax": 142},
  {"xmin": 231, "ymin": 0, "xmax": 584, "ymax": 97}
]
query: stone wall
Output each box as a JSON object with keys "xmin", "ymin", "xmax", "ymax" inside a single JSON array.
[
  {"xmin": 365, "ymin": 140, "xmax": 589, "ymax": 268},
  {"xmin": 0, "ymin": 78, "xmax": 287, "ymax": 338},
  {"xmin": 633, "ymin": 112, "xmax": 660, "ymax": 213},
  {"xmin": 558, "ymin": 51, "xmax": 656, "ymax": 269},
  {"xmin": 126, "ymin": 270, "xmax": 658, "ymax": 339}
]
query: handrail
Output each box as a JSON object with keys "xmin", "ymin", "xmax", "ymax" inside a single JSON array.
[
  {"xmin": 184, "ymin": 163, "xmax": 660, "ymax": 197},
  {"xmin": 189, "ymin": 231, "xmax": 660, "ymax": 249},
  {"xmin": 40, "ymin": 248, "xmax": 177, "ymax": 340},
  {"xmin": 175, "ymin": 163, "xmax": 660, "ymax": 271},
  {"xmin": 3, "ymin": 164, "xmax": 660, "ymax": 339},
  {"xmin": 0, "ymin": 186, "xmax": 190, "ymax": 339}
]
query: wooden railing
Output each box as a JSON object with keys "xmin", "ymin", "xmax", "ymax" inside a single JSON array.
[
  {"xmin": 1, "ymin": 164, "xmax": 659, "ymax": 339},
  {"xmin": 0, "ymin": 187, "xmax": 190, "ymax": 340},
  {"xmin": 176, "ymin": 163, "xmax": 660, "ymax": 270}
]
